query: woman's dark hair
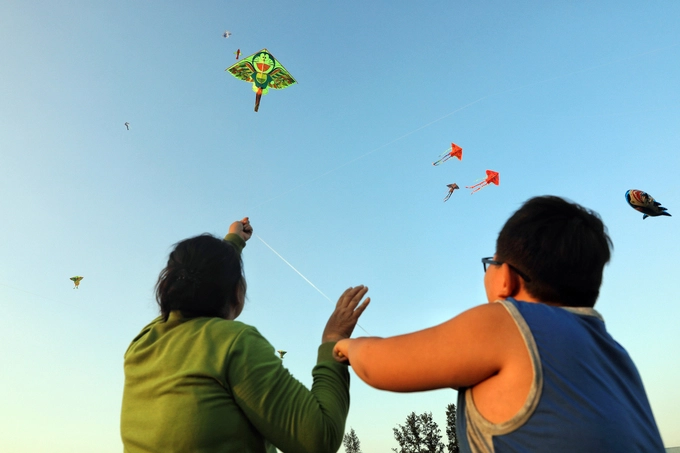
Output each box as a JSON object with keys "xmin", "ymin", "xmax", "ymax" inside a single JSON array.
[
  {"xmin": 496, "ymin": 196, "xmax": 613, "ymax": 307},
  {"xmin": 155, "ymin": 234, "xmax": 244, "ymax": 321}
]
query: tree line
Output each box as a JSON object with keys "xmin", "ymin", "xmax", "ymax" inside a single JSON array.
[{"xmin": 342, "ymin": 403, "xmax": 459, "ymax": 453}]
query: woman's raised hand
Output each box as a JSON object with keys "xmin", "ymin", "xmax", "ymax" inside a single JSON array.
[
  {"xmin": 322, "ymin": 286, "xmax": 370, "ymax": 344},
  {"xmin": 228, "ymin": 217, "xmax": 253, "ymax": 242}
]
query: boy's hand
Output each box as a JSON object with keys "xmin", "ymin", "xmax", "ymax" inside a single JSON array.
[{"xmin": 333, "ymin": 339, "xmax": 351, "ymax": 364}]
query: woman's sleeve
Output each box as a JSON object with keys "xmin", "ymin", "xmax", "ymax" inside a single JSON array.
[
  {"xmin": 226, "ymin": 326, "xmax": 349, "ymax": 453},
  {"xmin": 223, "ymin": 233, "xmax": 246, "ymax": 254}
]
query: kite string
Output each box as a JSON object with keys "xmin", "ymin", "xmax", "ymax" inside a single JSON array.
[
  {"xmin": 243, "ymin": 44, "xmax": 680, "ymax": 333},
  {"xmin": 254, "ymin": 234, "xmax": 370, "ymax": 335},
  {"xmin": 249, "ymin": 96, "xmax": 490, "ymax": 210},
  {"xmin": 255, "ymin": 234, "xmax": 333, "ymax": 303},
  {"xmin": 249, "ymin": 42, "xmax": 680, "ymax": 211},
  {"xmin": 0, "ymin": 281, "xmax": 69, "ymax": 305}
]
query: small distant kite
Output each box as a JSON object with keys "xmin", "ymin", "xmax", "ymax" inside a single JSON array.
[
  {"xmin": 625, "ymin": 189, "xmax": 671, "ymax": 219},
  {"xmin": 223, "ymin": 31, "xmax": 231, "ymax": 38},
  {"xmin": 70, "ymin": 276, "xmax": 83, "ymax": 289},
  {"xmin": 277, "ymin": 350, "xmax": 287, "ymax": 359},
  {"xmin": 466, "ymin": 170, "xmax": 499, "ymax": 194},
  {"xmin": 433, "ymin": 143, "xmax": 463, "ymax": 166},
  {"xmin": 443, "ymin": 183, "xmax": 459, "ymax": 202},
  {"xmin": 226, "ymin": 48, "xmax": 297, "ymax": 112},
  {"xmin": 124, "ymin": 122, "xmax": 130, "ymax": 130},
  {"xmin": 234, "ymin": 49, "xmax": 241, "ymax": 60}
]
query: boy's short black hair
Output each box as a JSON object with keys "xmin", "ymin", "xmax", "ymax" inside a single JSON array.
[{"xmin": 496, "ymin": 196, "xmax": 612, "ymax": 307}]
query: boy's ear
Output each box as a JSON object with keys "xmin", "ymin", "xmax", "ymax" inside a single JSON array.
[{"xmin": 498, "ymin": 263, "xmax": 522, "ymax": 298}]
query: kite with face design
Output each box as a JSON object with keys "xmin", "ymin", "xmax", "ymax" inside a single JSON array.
[{"xmin": 226, "ymin": 48, "xmax": 297, "ymax": 112}]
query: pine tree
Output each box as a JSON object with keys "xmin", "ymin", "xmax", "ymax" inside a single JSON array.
[
  {"xmin": 392, "ymin": 411, "xmax": 445, "ymax": 453},
  {"xmin": 343, "ymin": 427, "xmax": 362, "ymax": 453},
  {"xmin": 445, "ymin": 403, "xmax": 459, "ymax": 453}
]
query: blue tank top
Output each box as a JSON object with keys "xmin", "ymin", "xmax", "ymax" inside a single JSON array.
[{"xmin": 457, "ymin": 299, "xmax": 664, "ymax": 453}]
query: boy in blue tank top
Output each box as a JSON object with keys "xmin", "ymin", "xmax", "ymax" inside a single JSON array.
[{"xmin": 334, "ymin": 196, "xmax": 665, "ymax": 452}]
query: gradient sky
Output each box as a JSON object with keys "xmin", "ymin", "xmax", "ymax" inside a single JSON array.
[{"xmin": 1, "ymin": 1, "xmax": 679, "ymax": 451}]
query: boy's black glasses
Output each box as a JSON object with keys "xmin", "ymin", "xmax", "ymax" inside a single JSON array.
[{"xmin": 481, "ymin": 257, "xmax": 532, "ymax": 282}]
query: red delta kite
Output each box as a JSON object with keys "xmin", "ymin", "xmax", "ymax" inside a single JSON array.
[
  {"xmin": 433, "ymin": 143, "xmax": 463, "ymax": 166},
  {"xmin": 466, "ymin": 170, "xmax": 499, "ymax": 194}
]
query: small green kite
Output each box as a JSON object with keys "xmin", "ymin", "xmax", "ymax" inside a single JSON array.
[
  {"xmin": 226, "ymin": 48, "xmax": 297, "ymax": 112},
  {"xmin": 70, "ymin": 276, "xmax": 84, "ymax": 289}
]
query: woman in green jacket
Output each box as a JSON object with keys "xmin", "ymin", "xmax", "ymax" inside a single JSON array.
[{"xmin": 121, "ymin": 218, "xmax": 370, "ymax": 453}]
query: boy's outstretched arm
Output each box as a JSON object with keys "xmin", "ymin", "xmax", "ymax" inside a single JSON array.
[{"xmin": 334, "ymin": 302, "xmax": 527, "ymax": 391}]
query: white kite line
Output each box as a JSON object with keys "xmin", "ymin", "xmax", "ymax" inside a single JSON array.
[
  {"xmin": 250, "ymin": 42, "xmax": 679, "ymax": 210},
  {"xmin": 255, "ymin": 234, "xmax": 370, "ymax": 335},
  {"xmin": 247, "ymin": 43, "xmax": 679, "ymax": 335}
]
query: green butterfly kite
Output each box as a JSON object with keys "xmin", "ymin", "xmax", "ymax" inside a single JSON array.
[
  {"xmin": 70, "ymin": 276, "xmax": 84, "ymax": 289},
  {"xmin": 226, "ymin": 48, "xmax": 297, "ymax": 112}
]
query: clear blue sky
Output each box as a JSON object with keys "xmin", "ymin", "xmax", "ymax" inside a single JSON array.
[{"xmin": 1, "ymin": 1, "xmax": 679, "ymax": 451}]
